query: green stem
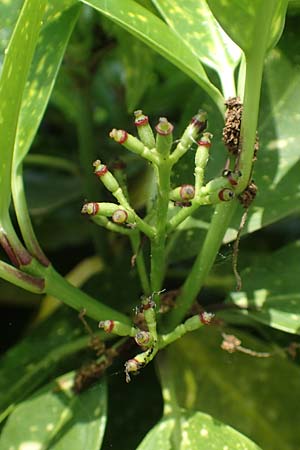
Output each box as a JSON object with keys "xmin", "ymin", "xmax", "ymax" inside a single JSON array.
[
  {"xmin": 166, "ymin": 201, "xmax": 237, "ymax": 329},
  {"xmin": 219, "ymin": 68, "xmax": 236, "ymax": 100},
  {"xmin": 150, "ymin": 161, "xmax": 172, "ymax": 302},
  {"xmin": 167, "ymin": 201, "xmax": 200, "ymax": 233},
  {"xmin": 111, "ymin": 187, "xmax": 155, "ymax": 238},
  {"xmin": 130, "ymin": 231, "xmax": 151, "ymax": 295},
  {"xmin": 12, "ymin": 164, "xmax": 49, "ymax": 265},
  {"xmin": 31, "ymin": 263, "xmax": 131, "ymax": 324},
  {"xmin": 157, "ymin": 352, "xmax": 182, "ymax": 449},
  {"xmin": 237, "ymin": 51, "xmax": 265, "ymax": 192},
  {"xmin": 238, "ymin": 1, "xmax": 279, "ymax": 193},
  {"xmin": 0, "ymin": 215, "xmax": 32, "ymax": 267},
  {"xmin": 166, "ymin": 8, "xmax": 276, "ymax": 329},
  {"xmin": 0, "ymin": 259, "xmax": 44, "ymax": 293}
]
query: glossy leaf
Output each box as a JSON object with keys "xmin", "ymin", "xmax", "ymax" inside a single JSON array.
[
  {"xmin": 0, "ymin": 308, "xmax": 97, "ymax": 415},
  {"xmin": 25, "ymin": 170, "xmax": 82, "ymax": 216},
  {"xmin": 206, "ymin": 0, "xmax": 288, "ymax": 55},
  {"xmin": 137, "ymin": 410, "xmax": 261, "ymax": 449},
  {"xmin": 80, "ymin": 0, "xmax": 224, "ymax": 110},
  {"xmin": 0, "ymin": 0, "xmax": 45, "ymax": 216},
  {"xmin": 14, "ymin": 2, "xmax": 80, "ymax": 164},
  {"xmin": 0, "ymin": 1, "xmax": 23, "ymax": 67},
  {"xmin": 152, "ymin": 0, "xmax": 241, "ymax": 97},
  {"xmin": 166, "ymin": 39, "xmax": 300, "ymax": 263},
  {"xmin": 163, "ymin": 327, "xmax": 300, "ymax": 450},
  {"xmin": 228, "ymin": 241, "xmax": 300, "ymax": 334},
  {"xmin": 117, "ymin": 30, "xmax": 155, "ymax": 112},
  {"xmin": 0, "ymin": 371, "xmax": 107, "ymax": 450}
]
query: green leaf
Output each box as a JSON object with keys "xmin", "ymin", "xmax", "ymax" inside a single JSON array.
[
  {"xmin": 0, "ymin": 1, "xmax": 23, "ymax": 67},
  {"xmin": 0, "ymin": 308, "xmax": 95, "ymax": 416},
  {"xmin": 225, "ymin": 45, "xmax": 300, "ymax": 242},
  {"xmin": 206, "ymin": 0, "xmax": 288, "ymax": 55},
  {"xmin": 228, "ymin": 241, "xmax": 300, "ymax": 334},
  {"xmin": 0, "ymin": 0, "xmax": 45, "ymax": 216},
  {"xmin": 14, "ymin": 2, "xmax": 81, "ymax": 164},
  {"xmin": 163, "ymin": 327, "xmax": 300, "ymax": 450},
  {"xmin": 80, "ymin": 0, "xmax": 224, "ymax": 111},
  {"xmin": 152, "ymin": 0, "xmax": 241, "ymax": 97},
  {"xmin": 166, "ymin": 36, "xmax": 300, "ymax": 263},
  {"xmin": 137, "ymin": 410, "xmax": 261, "ymax": 449},
  {"xmin": 0, "ymin": 371, "xmax": 107, "ymax": 450},
  {"xmin": 25, "ymin": 170, "xmax": 82, "ymax": 216},
  {"xmin": 117, "ymin": 30, "xmax": 155, "ymax": 112}
]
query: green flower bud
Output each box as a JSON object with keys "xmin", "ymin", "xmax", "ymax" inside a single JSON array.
[
  {"xmin": 98, "ymin": 320, "xmax": 136, "ymax": 337},
  {"xmin": 200, "ymin": 176, "xmax": 235, "ymax": 204},
  {"xmin": 93, "ymin": 160, "xmax": 120, "ymax": 193},
  {"xmin": 155, "ymin": 117, "xmax": 174, "ymax": 157},
  {"xmin": 81, "ymin": 202, "xmax": 99, "ymax": 215},
  {"xmin": 190, "ymin": 110, "xmax": 207, "ymax": 133},
  {"xmin": 170, "ymin": 111, "xmax": 207, "ymax": 165},
  {"xmin": 184, "ymin": 311, "xmax": 214, "ymax": 331},
  {"xmin": 169, "ymin": 185, "xmax": 195, "ymax": 201},
  {"xmin": 134, "ymin": 110, "xmax": 155, "ymax": 149},
  {"xmin": 109, "ymin": 129, "xmax": 157, "ymax": 164}
]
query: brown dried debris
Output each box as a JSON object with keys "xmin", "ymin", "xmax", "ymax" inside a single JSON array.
[
  {"xmin": 73, "ymin": 347, "xmax": 118, "ymax": 393},
  {"xmin": 238, "ymin": 181, "xmax": 258, "ymax": 208},
  {"xmin": 222, "ymin": 97, "xmax": 243, "ymax": 155}
]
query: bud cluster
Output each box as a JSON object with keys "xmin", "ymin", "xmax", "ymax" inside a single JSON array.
[{"xmin": 81, "ymin": 105, "xmax": 249, "ymax": 382}]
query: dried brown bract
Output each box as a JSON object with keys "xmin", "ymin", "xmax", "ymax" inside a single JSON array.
[
  {"xmin": 238, "ymin": 181, "xmax": 258, "ymax": 208},
  {"xmin": 222, "ymin": 96, "xmax": 243, "ymax": 155}
]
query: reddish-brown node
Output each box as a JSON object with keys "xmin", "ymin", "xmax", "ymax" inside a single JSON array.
[
  {"xmin": 155, "ymin": 118, "xmax": 174, "ymax": 136},
  {"xmin": 198, "ymin": 140, "xmax": 211, "ymax": 148},
  {"xmin": 99, "ymin": 320, "xmax": 115, "ymax": 333},
  {"xmin": 118, "ymin": 130, "xmax": 128, "ymax": 144},
  {"xmin": 199, "ymin": 311, "xmax": 214, "ymax": 324},
  {"xmin": 218, "ymin": 188, "xmax": 234, "ymax": 202},
  {"xmin": 135, "ymin": 116, "xmax": 149, "ymax": 127},
  {"xmin": 95, "ymin": 165, "xmax": 108, "ymax": 177},
  {"xmin": 190, "ymin": 116, "xmax": 207, "ymax": 132}
]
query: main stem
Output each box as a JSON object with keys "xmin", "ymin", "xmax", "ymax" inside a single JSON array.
[
  {"xmin": 28, "ymin": 262, "xmax": 130, "ymax": 324},
  {"xmin": 150, "ymin": 161, "xmax": 171, "ymax": 305},
  {"xmin": 130, "ymin": 231, "xmax": 151, "ymax": 295},
  {"xmin": 166, "ymin": 47, "xmax": 266, "ymax": 329}
]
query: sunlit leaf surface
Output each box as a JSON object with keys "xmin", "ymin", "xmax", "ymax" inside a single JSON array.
[
  {"xmin": 163, "ymin": 327, "xmax": 300, "ymax": 450},
  {"xmin": 137, "ymin": 410, "xmax": 261, "ymax": 449},
  {"xmin": 0, "ymin": 371, "xmax": 107, "ymax": 450},
  {"xmin": 80, "ymin": 0, "xmax": 223, "ymax": 110},
  {"xmin": 228, "ymin": 241, "xmax": 300, "ymax": 334}
]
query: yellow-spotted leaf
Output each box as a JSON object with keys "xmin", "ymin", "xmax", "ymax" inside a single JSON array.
[
  {"xmin": 206, "ymin": 0, "xmax": 288, "ymax": 55},
  {"xmin": 163, "ymin": 327, "xmax": 300, "ymax": 450},
  {"xmin": 0, "ymin": 372, "xmax": 107, "ymax": 450},
  {"xmin": 80, "ymin": 0, "xmax": 224, "ymax": 111},
  {"xmin": 228, "ymin": 241, "xmax": 300, "ymax": 334},
  {"xmin": 152, "ymin": 0, "xmax": 241, "ymax": 97},
  {"xmin": 137, "ymin": 410, "xmax": 261, "ymax": 450}
]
